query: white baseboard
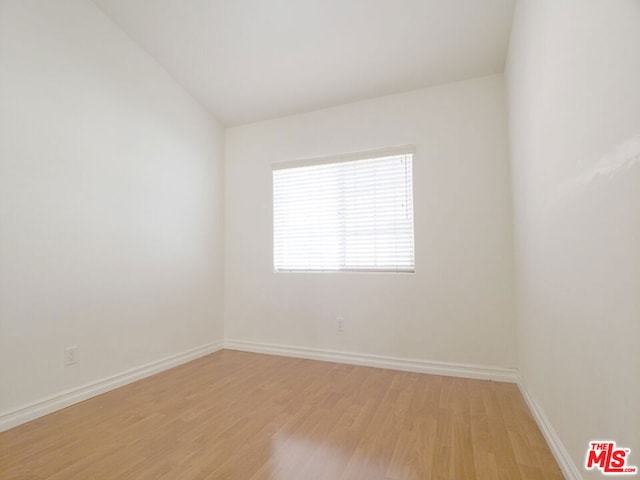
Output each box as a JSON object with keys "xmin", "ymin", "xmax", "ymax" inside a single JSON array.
[
  {"xmin": 224, "ymin": 339, "xmax": 519, "ymax": 383},
  {"xmin": 0, "ymin": 342, "xmax": 223, "ymax": 432},
  {"xmin": 517, "ymin": 382, "xmax": 583, "ymax": 480}
]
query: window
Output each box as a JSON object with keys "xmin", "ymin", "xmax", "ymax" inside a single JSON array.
[{"xmin": 273, "ymin": 147, "xmax": 415, "ymax": 272}]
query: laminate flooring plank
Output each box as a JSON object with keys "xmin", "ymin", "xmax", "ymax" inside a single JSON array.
[{"xmin": 0, "ymin": 350, "xmax": 564, "ymax": 480}]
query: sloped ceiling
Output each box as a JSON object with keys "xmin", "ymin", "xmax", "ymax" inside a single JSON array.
[{"xmin": 95, "ymin": 0, "xmax": 515, "ymax": 126}]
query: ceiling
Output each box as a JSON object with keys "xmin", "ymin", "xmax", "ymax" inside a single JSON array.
[{"xmin": 94, "ymin": 0, "xmax": 515, "ymax": 126}]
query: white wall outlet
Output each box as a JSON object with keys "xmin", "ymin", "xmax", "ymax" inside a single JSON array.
[
  {"xmin": 64, "ymin": 346, "xmax": 77, "ymax": 366},
  {"xmin": 336, "ymin": 317, "xmax": 344, "ymax": 332}
]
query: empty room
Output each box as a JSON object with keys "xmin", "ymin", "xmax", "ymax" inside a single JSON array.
[{"xmin": 0, "ymin": 1, "xmax": 638, "ymax": 479}]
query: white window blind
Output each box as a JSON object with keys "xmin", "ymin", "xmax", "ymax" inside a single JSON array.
[{"xmin": 273, "ymin": 148, "xmax": 415, "ymax": 272}]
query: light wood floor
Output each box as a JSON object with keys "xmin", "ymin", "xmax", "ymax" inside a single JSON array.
[{"xmin": 0, "ymin": 350, "xmax": 563, "ymax": 479}]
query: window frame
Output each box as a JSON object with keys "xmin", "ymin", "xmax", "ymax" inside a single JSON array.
[{"xmin": 272, "ymin": 145, "xmax": 416, "ymax": 274}]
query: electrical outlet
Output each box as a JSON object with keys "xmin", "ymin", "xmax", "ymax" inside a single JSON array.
[
  {"xmin": 336, "ymin": 317, "xmax": 344, "ymax": 332},
  {"xmin": 64, "ymin": 346, "xmax": 77, "ymax": 366}
]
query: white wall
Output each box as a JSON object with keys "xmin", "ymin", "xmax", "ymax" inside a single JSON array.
[
  {"xmin": 225, "ymin": 75, "xmax": 516, "ymax": 370},
  {"xmin": 507, "ymin": 0, "xmax": 640, "ymax": 477},
  {"xmin": 0, "ymin": 0, "xmax": 224, "ymax": 417}
]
